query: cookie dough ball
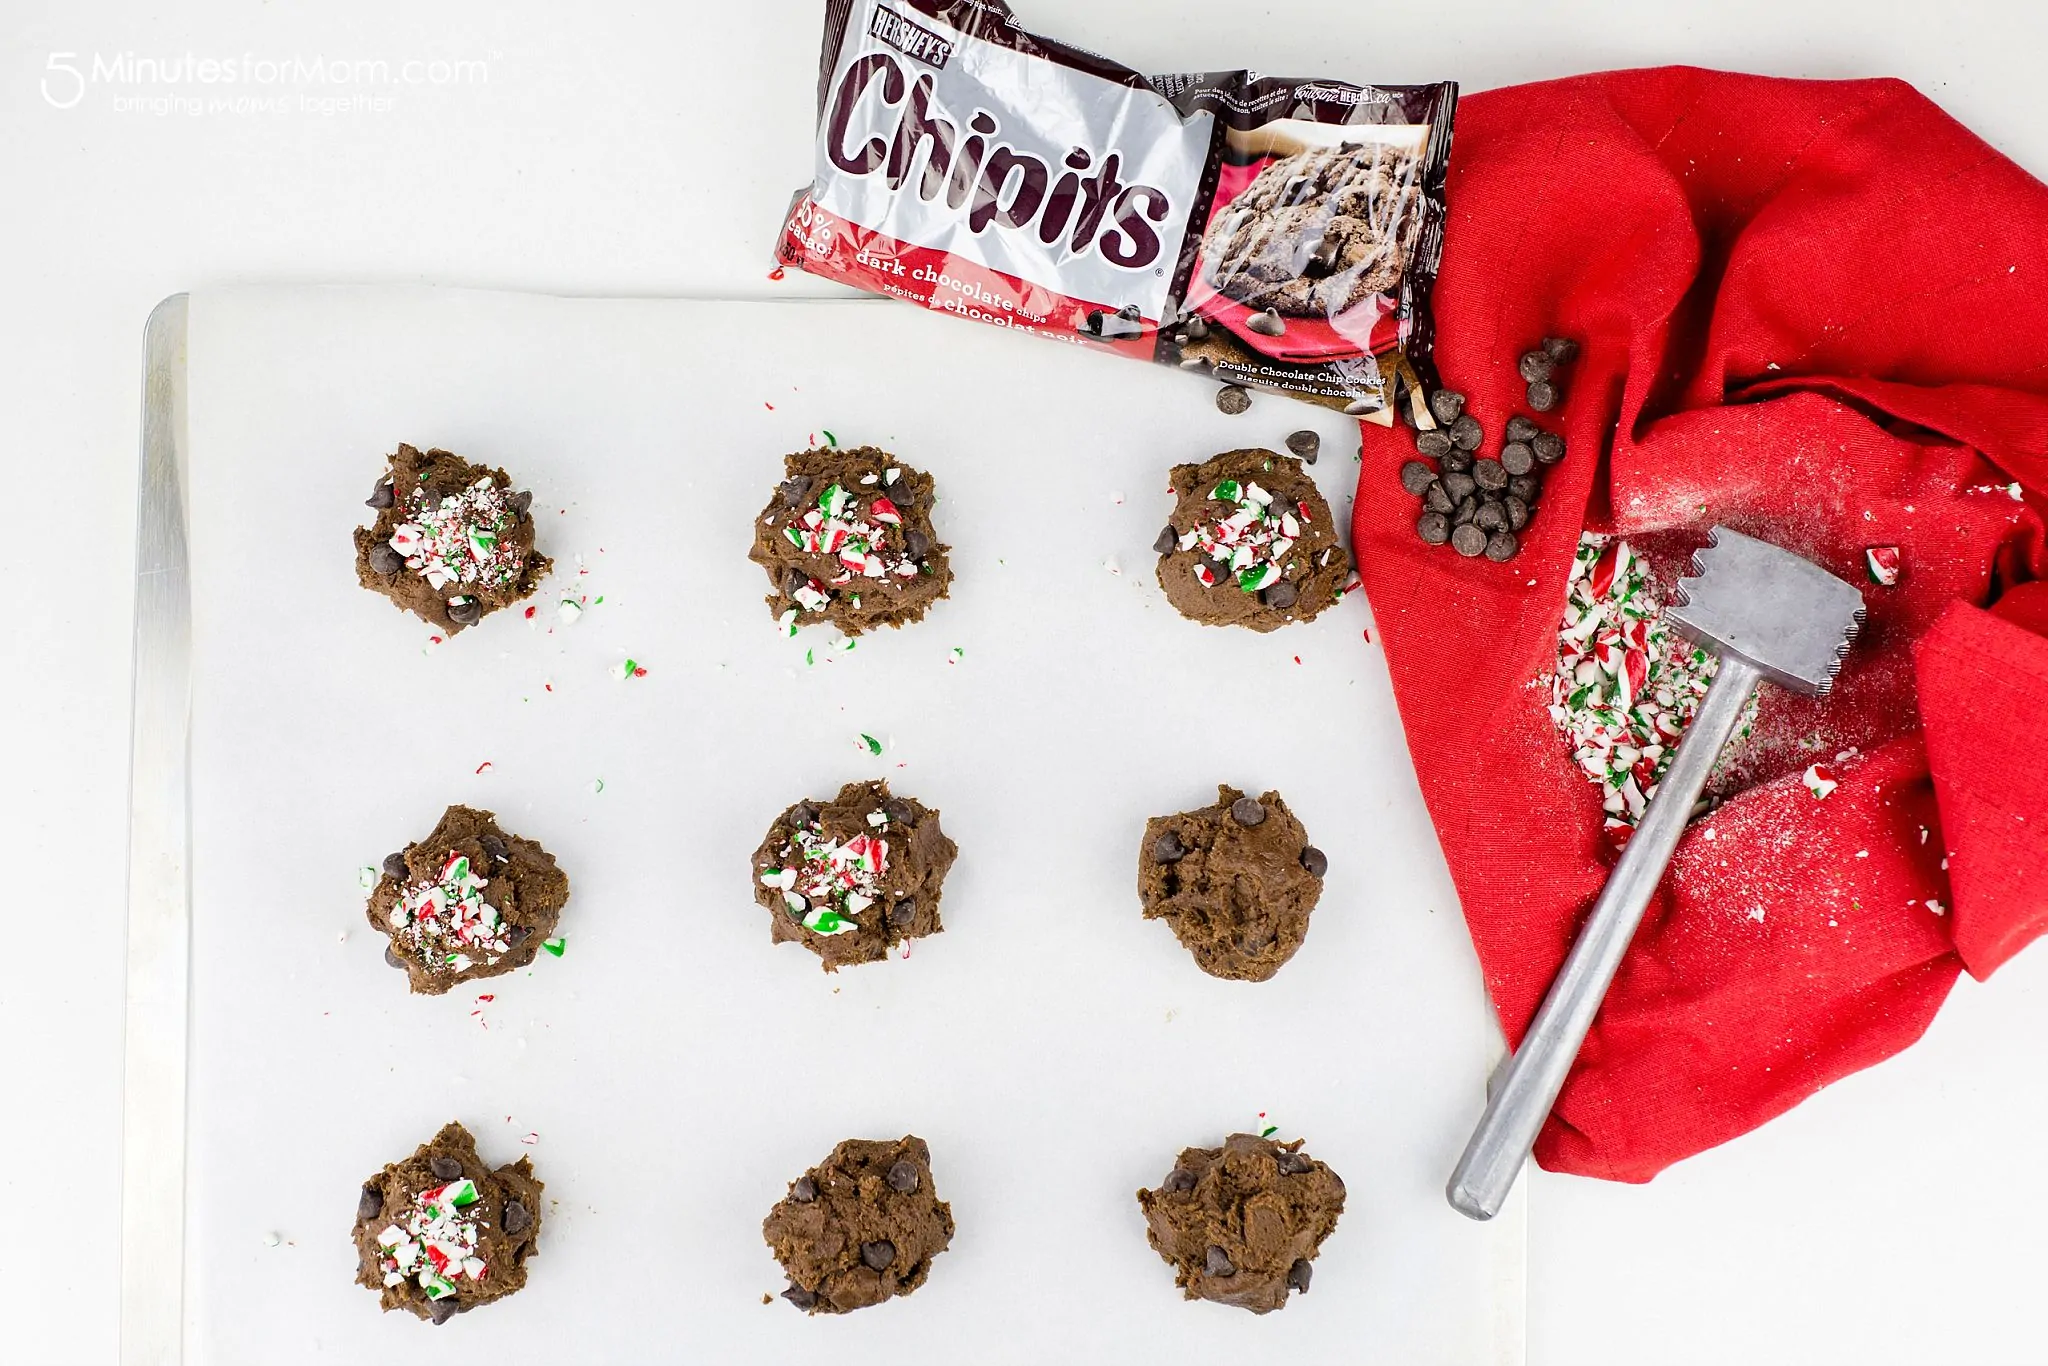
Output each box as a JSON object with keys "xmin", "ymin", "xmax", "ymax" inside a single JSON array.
[
  {"xmin": 353, "ymin": 1121, "xmax": 544, "ymax": 1325},
  {"xmin": 764, "ymin": 1136, "xmax": 954, "ymax": 1314},
  {"xmin": 354, "ymin": 444, "xmax": 550, "ymax": 634},
  {"xmin": 749, "ymin": 446, "xmax": 952, "ymax": 636},
  {"xmin": 1155, "ymin": 450, "xmax": 1351, "ymax": 632},
  {"xmin": 368, "ymin": 805, "xmax": 570, "ymax": 996},
  {"xmin": 751, "ymin": 780, "xmax": 957, "ymax": 971},
  {"xmin": 1136, "ymin": 1133, "xmax": 1345, "ymax": 1314},
  {"xmin": 1139, "ymin": 786, "xmax": 1326, "ymax": 982}
]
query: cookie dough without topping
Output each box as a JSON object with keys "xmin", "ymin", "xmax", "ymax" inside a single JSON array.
[
  {"xmin": 1139, "ymin": 786, "xmax": 1327, "ymax": 981},
  {"xmin": 751, "ymin": 780, "xmax": 957, "ymax": 971},
  {"xmin": 1156, "ymin": 450, "xmax": 1351, "ymax": 632},
  {"xmin": 353, "ymin": 1121, "xmax": 544, "ymax": 1325},
  {"xmin": 749, "ymin": 445, "xmax": 953, "ymax": 636},
  {"xmin": 367, "ymin": 805, "xmax": 570, "ymax": 995},
  {"xmin": 353, "ymin": 444, "xmax": 550, "ymax": 634},
  {"xmin": 1137, "ymin": 1133, "xmax": 1345, "ymax": 1314},
  {"xmin": 764, "ymin": 1136, "xmax": 954, "ymax": 1315}
]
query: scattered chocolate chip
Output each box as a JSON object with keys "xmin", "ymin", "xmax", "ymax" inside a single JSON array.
[
  {"xmin": 1449, "ymin": 413, "xmax": 1483, "ymax": 451},
  {"xmin": 1260, "ymin": 579, "xmax": 1298, "ymax": 610},
  {"xmin": 448, "ymin": 598, "xmax": 482, "ymax": 626},
  {"xmin": 429, "ymin": 1156, "xmax": 463, "ymax": 1181},
  {"xmin": 1429, "ymin": 389, "xmax": 1466, "ymax": 425},
  {"xmin": 480, "ymin": 833, "xmax": 509, "ymax": 862},
  {"xmin": 1517, "ymin": 349, "xmax": 1555, "ymax": 383},
  {"xmin": 1153, "ymin": 830, "xmax": 1188, "ymax": 863},
  {"xmin": 904, "ymin": 529, "xmax": 932, "ymax": 560},
  {"xmin": 1504, "ymin": 415, "xmax": 1540, "ymax": 444},
  {"xmin": 427, "ymin": 1297, "xmax": 460, "ymax": 1325},
  {"xmin": 1473, "ymin": 459, "xmax": 1508, "ymax": 493},
  {"xmin": 887, "ymin": 1161, "xmax": 920, "ymax": 1194},
  {"xmin": 1288, "ymin": 1258, "xmax": 1314, "ymax": 1293},
  {"xmin": 1532, "ymin": 432, "xmax": 1566, "ymax": 465},
  {"xmin": 1439, "ymin": 449, "xmax": 1474, "ymax": 474},
  {"xmin": 357, "ymin": 1184, "xmax": 383, "ymax": 1221},
  {"xmin": 860, "ymin": 1240, "xmax": 896, "ymax": 1271},
  {"xmin": 1499, "ymin": 442, "xmax": 1535, "ymax": 477},
  {"xmin": 791, "ymin": 1176, "xmax": 817, "ymax": 1203},
  {"xmin": 1215, "ymin": 384, "xmax": 1251, "ymax": 415},
  {"xmin": 1452, "ymin": 496, "xmax": 1479, "ymax": 527},
  {"xmin": 1417, "ymin": 511, "xmax": 1451, "ymax": 545},
  {"xmin": 1245, "ymin": 309, "xmax": 1287, "ymax": 338},
  {"xmin": 1506, "ymin": 495, "xmax": 1531, "ymax": 531},
  {"xmin": 1205, "ymin": 1246, "xmax": 1236, "ymax": 1277},
  {"xmin": 1164, "ymin": 1167, "xmax": 1197, "ymax": 1193},
  {"xmin": 1507, "ymin": 473, "xmax": 1542, "ymax": 502},
  {"xmin": 501, "ymin": 1200, "xmax": 531, "ymax": 1234},
  {"xmin": 1485, "ymin": 530, "xmax": 1521, "ymax": 562},
  {"xmin": 1300, "ymin": 846, "xmax": 1328, "ymax": 877},
  {"xmin": 1277, "ymin": 1150, "xmax": 1315, "ymax": 1175},
  {"xmin": 1153, "ymin": 525, "xmax": 1178, "ymax": 555},
  {"xmin": 782, "ymin": 1284, "xmax": 817, "ymax": 1310},
  {"xmin": 365, "ymin": 481, "xmax": 395, "ymax": 510},
  {"xmin": 509, "ymin": 490, "xmax": 533, "ymax": 515},
  {"xmin": 1230, "ymin": 796, "xmax": 1267, "ymax": 827},
  {"xmin": 1527, "ymin": 380, "xmax": 1560, "ymax": 412},
  {"xmin": 1424, "ymin": 481, "xmax": 1455, "ymax": 515},
  {"xmin": 382, "ymin": 852, "xmax": 408, "ymax": 881},
  {"xmin": 1441, "ymin": 470, "xmax": 1477, "ymax": 503},
  {"xmin": 779, "ymin": 476, "xmax": 812, "ymax": 507},
  {"xmin": 1451, "ymin": 523, "xmax": 1488, "ymax": 557},
  {"xmin": 1399, "ymin": 461, "xmax": 1437, "ymax": 496},
  {"xmin": 383, "ymin": 944, "xmax": 406, "ymax": 969},
  {"xmin": 1543, "ymin": 335, "xmax": 1579, "ymax": 363},
  {"xmin": 1415, "ymin": 429, "xmax": 1453, "ymax": 458},
  {"xmin": 368, "ymin": 543, "xmax": 404, "ymax": 576},
  {"xmin": 889, "ymin": 898, "xmax": 916, "ymax": 926},
  {"xmin": 1285, "ymin": 430, "xmax": 1320, "ymax": 462},
  {"xmin": 1475, "ymin": 501, "xmax": 1507, "ymax": 533}
]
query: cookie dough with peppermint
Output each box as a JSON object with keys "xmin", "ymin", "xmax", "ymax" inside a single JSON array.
[
  {"xmin": 1154, "ymin": 449, "xmax": 1351, "ymax": 631},
  {"xmin": 352, "ymin": 1120, "xmax": 544, "ymax": 1326},
  {"xmin": 749, "ymin": 446, "xmax": 953, "ymax": 637},
  {"xmin": 1139, "ymin": 785, "xmax": 1327, "ymax": 982},
  {"xmin": 354, "ymin": 444, "xmax": 551, "ymax": 634},
  {"xmin": 367, "ymin": 805, "xmax": 570, "ymax": 996},
  {"xmin": 751, "ymin": 780, "xmax": 957, "ymax": 971},
  {"xmin": 764, "ymin": 1135, "xmax": 954, "ymax": 1315},
  {"xmin": 1136, "ymin": 1133, "xmax": 1345, "ymax": 1315}
]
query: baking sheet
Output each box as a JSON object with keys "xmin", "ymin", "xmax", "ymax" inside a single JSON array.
[{"xmin": 180, "ymin": 285, "xmax": 1522, "ymax": 1364}]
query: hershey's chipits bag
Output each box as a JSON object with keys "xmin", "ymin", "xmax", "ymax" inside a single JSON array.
[{"xmin": 777, "ymin": 0, "xmax": 1457, "ymax": 425}]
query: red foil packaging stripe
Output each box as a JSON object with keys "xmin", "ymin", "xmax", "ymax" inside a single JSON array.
[{"xmin": 778, "ymin": 0, "xmax": 1457, "ymax": 425}]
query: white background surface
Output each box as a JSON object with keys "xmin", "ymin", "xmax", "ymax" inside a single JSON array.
[{"xmin": 5, "ymin": 2, "xmax": 2047, "ymax": 1364}]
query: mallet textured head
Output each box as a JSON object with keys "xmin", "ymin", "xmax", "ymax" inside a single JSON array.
[{"xmin": 1667, "ymin": 527, "xmax": 1864, "ymax": 696}]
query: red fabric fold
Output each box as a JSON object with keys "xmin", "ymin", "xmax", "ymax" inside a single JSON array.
[{"xmin": 1352, "ymin": 67, "xmax": 2048, "ymax": 1182}]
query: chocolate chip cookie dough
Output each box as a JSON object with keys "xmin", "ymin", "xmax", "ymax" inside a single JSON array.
[
  {"xmin": 1139, "ymin": 786, "xmax": 1327, "ymax": 982},
  {"xmin": 1155, "ymin": 450, "xmax": 1350, "ymax": 631},
  {"xmin": 368, "ymin": 805, "xmax": 570, "ymax": 996},
  {"xmin": 1136, "ymin": 1133, "xmax": 1345, "ymax": 1315},
  {"xmin": 353, "ymin": 1121, "xmax": 544, "ymax": 1325},
  {"xmin": 354, "ymin": 444, "xmax": 550, "ymax": 634},
  {"xmin": 752, "ymin": 780, "xmax": 957, "ymax": 971},
  {"xmin": 764, "ymin": 1136, "xmax": 954, "ymax": 1315},
  {"xmin": 749, "ymin": 446, "xmax": 952, "ymax": 636}
]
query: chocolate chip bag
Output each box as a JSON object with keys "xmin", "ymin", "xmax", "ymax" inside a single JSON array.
[{"xmin": 777, "ymin": 0, "xmax": 1457, "ymax": 424}]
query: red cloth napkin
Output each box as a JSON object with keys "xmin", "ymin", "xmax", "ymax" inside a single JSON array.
[{"xmin": 1352, "ymin": 67, "xmax": 2048, "ymax": 1182}]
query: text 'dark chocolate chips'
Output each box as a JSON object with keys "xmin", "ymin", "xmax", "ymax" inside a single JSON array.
[
  {"xmin": 1138, "ymin": 785, "xmax": 1326, "ymax": 982},
  {"xmin": 764, "ymin": 1136, "xmax": 953, "ymax": 1315},
  {"xmin": 751, "ymin": 780, "xmax": 957, "ymax": 971},
  {"xmin": 1136, "ymin": 1133, "xmax": 1345, "ymax": 1314},
  {"xmin": 352, "ymin": 444, "xmax": 550, "ymax": 635},
  {"xmin": 367, "ymin": 806, "xmax": 569, "ymax": 996},
  {"xmin": 1156, "ymin": 449, "xmax": 1351, "ymax": 633},
  {"xmin": 352, "ymin": 1121, "xmax": 544, "ymax": 1324}
]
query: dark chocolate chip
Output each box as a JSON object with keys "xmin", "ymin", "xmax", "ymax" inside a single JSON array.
[
  {"xmin": 1415, "ymin": 429, "xmax": 1453, "ymax": 458},
  {"xmin": 1277, "ymin": 1151, "xmax": 1315, "ymax": 1175},
  {"xmin": 1475, "ymin": 501, "xmax": 1507, "ymax": 533},
  {"xmin": 1300, "ymin": 846, "xmax": 1328, "ymax": 877},
  {"xmin": 791, "ymin": 802, "xmax": 819, "ymax": 828},
  {"xmin": 1118, "ymin": 303, "xmax": 1142, "ymax": 321},
  {"xmin": 430, "ymin": 1156, "xmax": 463, "ymax": 1181},
  {"xmin": 1342, "ymin": 398, "xmax": 1377, "ymax": 417},
  {"xmin": 1423, "ymin": 481, "xmax": 1455, "ymax": 515},
  {"xmin": 1260, "ymin": 579, "xmax": 1298, "ymax": 611},
  {"xmin": 882, "ymin": 799, "xmax": 915, "ymax": 824},
  {"xmin": 1452, "ymin": 496, "xmax": 1479, "ymax": 527},
  {"xmin": 501, "ymin": 1200, "xmax": 531, "ymax": 1234},
  {"xmin": 1285, "ymin": 430, "xmax": 1320, "ymax": 462},
  {"xmin": 1181, "ymin": 315, "xmax": 1210, "ymax": 342},
  {"xmin": 382, "ymin": 852, "xmax": 408, "ymax": 881},
  {"xmin": 1205, "ymin": 1246, "xmax": 1236, "ymax": 1277},
  {"xmin": 1416, "ymin": 511, "xmax": 1451, "ymax": 545},
  {"xmin": 1441, "ymin": 470, "xmax": 1477, "ymax": 503},
  {"xmin": 1506, "ymin": 495, "xmax": 1531, "ymax": 531},
  {"xmin": 860, "ymin": 1240, "xmax": 896, "ymax": 1271},
  {"xmin": 1452, "ymin": 524, "xmax": 1488, "ymax": 557},
  {"xmin": 778, "ymin": 476, "xmax": 812, "ymax": 508},
  {"xmin": 1500, "ymin": 442, "xmax": 1535, "ymax": 477},
  {"xmin": 1533, "ymin": 432, "xmax": 1566, "ymax": 465},
  {"xmin": 365, "ymin": 481, "xmax": 395, "ymax": 510},
  {"xmin": 791, "ymin": 1176, "xmax": 817, "ymax": 1203},
  {"xmin": 480, "ymin": 833, "xmax": 509, "ymax": 862},
  {"xmin": 1543, "ymin": 336, "xmax": 1579, "ymax": 363},
  {"xmin": 1485, "ymin": 531, "xmax": 1521, "ymax": 562},
  {"xmin": 506, "ymin": 925, "xmax": 531, "ymax": 950},
  {"xmin": 784, "ymin": 567, "xmax": 811, "ymax": 595},
  {"xmin": 448, "ymin": 598, "xmax": 482, "ymax": 626},
  {"xmin": 1153, "ymin": 525, "xmax": 1178, "ymax": 555},
  {"xmin": 357, "ymin": 1184, "xmax": 384, "ymax": 1221},
  {"xmin": 782, "ymin": 1284, "xmax": 817, "ymax": 1310},
  {"xmin": 1527, "ymin": 380, "xmax": 1560, "ymax": 412},
  {"xmin": 889, "ymin": 898, "xmax": 916, "ymax": 926},
  {"xmin": 1399, "ymin": 461, "xmax": 1436, "ymax": 496},
  {"xmin": 887, "ymin": 1161, "xmax": 920, "ymax": 1194},
  {"xmin": 383, "ymin": 944, "xmax": 406, "ymax": 970},
  {"xmin": 1517, "ymin": 349, "xmax": 1555, "ymax": 383},
  {"xmin": 509, "ymin": 490, "xmax": 533, "ymax": 515},
  {"xmin": 1288, "ymin": 1258, "xmax": 1314, "ymax": 1293},
  {"xmin": 1505, "ymin": 415, "xmax": 1540, "ymax": 444},
  {"xmin": 1440, "ymin": 449, "xmax": 1474, "ymax": 474},
  {"xmin": 1164, "ymin": 1167, "xmax": 1197, "ymax": 1193},
  {"xmin": 427, "ymin": 1297, "xmax": 460, "ymax": 1325},
  {"xmin": 1230, "ymin": 797, "xmax": 1267, "ymax": 827},
  {"xmin": 1153, "ymin": 830, "xmax": 1187, "ymax": 863},
  {"xmin": 1473, "ymin": 459, "xmax": 1508, "ymax": 493},
  {"xmin": 1449, "ymin": 413, "xmax": 1483, "ymax": 450},
  {"xmin": 1508, "ymin": 473, "xmax": 1542, "ymax": 502},
  {"xmin": 1214, "ymin": 384, "xmax": 1251, "ymax": 415},
  {"xmin": 1245, "ymin": 310, "xmax": 1287, "ymax": 338},
  {"xmin": 368, "ymin": 543, "xmax": 404, "ymax": 576},
  {"xmin": 1202, "ymin": 556, "xmax": 1232, "ymax": 584},
  {"xmin": 904, "ymin": 529, "xmax": 932, "ymax": 560},
  {"xmin": 1429, "ymin": 389, "xmax": 1466, "ymax": 426}
]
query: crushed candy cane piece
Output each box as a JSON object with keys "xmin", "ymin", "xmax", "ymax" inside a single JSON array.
[
  {"xmin": 859, "ymin": 733, "xmax": 883, "ymax": 756},
  {"xmin": 1864, "ymin": 546, "xmax": 1901, "ymax": 586},
  {"xmin": 541, "ymin": 937, "xmax": 565, "ymax": 957},
  {"xmin": 1803, "ymin": 764, "xmax": 1838, "ymax": 800},
  {"xmin": 609, "ymin": 658, "xmax": 648, "ymax": 680}
]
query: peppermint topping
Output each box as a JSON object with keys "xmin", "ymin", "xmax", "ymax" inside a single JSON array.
[
  {"xmin": 388, "ymin": 475, "xmax": 527, "ymax": 594},
  {"xmin": 781, "ymin": 481, "xmax": 925, "ymax": 605},
  {"xmin": 1179, "ymin": 479, "xmax": 1306, "ymax": 593},
  {"xmin": 761, "ymin": 814, "xmax": 891, "ymax": 938},
  {"xmin": 1865, "ymin": 546, "xmax": 1901, "ymax": 586},
  {"xmin": 375, "ymin": 1177, "xmax": 488, "ymax": 1299},
  {"xmin": 388, "ymin": 850, "xmax": 510, "ymax": 975},
  {"xmin": 1547, "ymin": 535, "xmax": 1754, "ymax": 845}
]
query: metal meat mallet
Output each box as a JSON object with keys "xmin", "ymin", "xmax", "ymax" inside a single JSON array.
[{"xmin": 1446, "ymin": 527, "xmax": 1865, "ymax": 1220}]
